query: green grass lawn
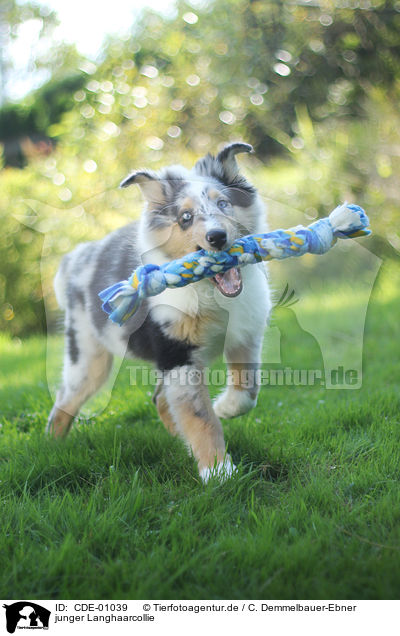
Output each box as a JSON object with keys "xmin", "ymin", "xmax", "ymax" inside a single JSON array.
[{"xmin": 1, "ymin": 261, "xmax": 400, "ymax": 600}]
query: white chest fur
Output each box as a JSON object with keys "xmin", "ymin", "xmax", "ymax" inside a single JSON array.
[{"xmin": 148, "ymin": 262, "xmax": 271, "ymax": 363}]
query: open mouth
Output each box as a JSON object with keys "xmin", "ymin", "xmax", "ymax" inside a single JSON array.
[{"xmin": 211, "ymin": 267, "xmax": 243, "ymax": 297}]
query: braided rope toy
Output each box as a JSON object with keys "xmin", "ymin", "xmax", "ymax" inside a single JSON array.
[{"xmin": 99, "ymin": 203, "xmax": 370, "ymax": 325}]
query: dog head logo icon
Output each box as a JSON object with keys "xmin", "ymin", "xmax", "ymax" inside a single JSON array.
[{"xmin": 3, "ymin": 602, "xmax": 50, "ymax": 633}]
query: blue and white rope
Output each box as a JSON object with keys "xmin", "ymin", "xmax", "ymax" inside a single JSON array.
[{"xmin": 99, "ymin": 203, "xmax": 370, "ymax": 325}]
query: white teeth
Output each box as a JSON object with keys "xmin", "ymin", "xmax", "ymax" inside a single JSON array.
[{"xmin": 213, "ymin": 267, "xmax": 242, "ymax": 297}]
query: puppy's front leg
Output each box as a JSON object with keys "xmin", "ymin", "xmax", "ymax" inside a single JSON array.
[
  {"xmin": 214, "ymin": 341, "xmax": 262, "ymax": 420},
  {"xmin": 153, "ymin": 380, "xmax": 177, "ymax": 436},
  {"xmin": 163, "ymin": 365, "xmax": 235, "ymax": 482}
]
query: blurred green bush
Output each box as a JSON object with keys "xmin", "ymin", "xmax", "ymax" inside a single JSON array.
[{"xmin": 1, "ymin": 0, "xmax": 399, "ymax": 336}]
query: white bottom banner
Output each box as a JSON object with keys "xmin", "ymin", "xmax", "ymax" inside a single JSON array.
[{"xmin": 0, "ymin": 599, "xmax": 395, "ymax": 635}]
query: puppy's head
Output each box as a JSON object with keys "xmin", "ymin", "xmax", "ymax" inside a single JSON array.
[{"xmin": 121, "ymin": 142, "xmax": 265, "ymax": 297}]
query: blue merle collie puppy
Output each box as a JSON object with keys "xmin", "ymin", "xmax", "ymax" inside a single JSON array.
[{"xmin": 47, "ymin": 142, "xmax": 271, "ymax": 482}]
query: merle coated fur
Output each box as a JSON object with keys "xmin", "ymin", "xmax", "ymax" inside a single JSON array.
[{"xmin": 47, "ymin": 142, "xmax": 271, "ymax": 482}]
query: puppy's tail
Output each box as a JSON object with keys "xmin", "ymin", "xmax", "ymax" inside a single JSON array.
[{"xmin": 53, "ymin": 255, "xmax": 70, "ymax": 310}]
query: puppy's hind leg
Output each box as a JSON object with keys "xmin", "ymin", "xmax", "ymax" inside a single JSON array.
[{"xmin": 47, "ymin": 313, "xmax": 113, "ymax": 438}]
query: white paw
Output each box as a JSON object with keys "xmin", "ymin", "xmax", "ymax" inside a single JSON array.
[
  {"xmin": 199, "ymin": 456, "xmax": 238, "ymax": 483},
  {"xmin": 213, "ymin": 387, "xmax": 257, "ymax": 419}
]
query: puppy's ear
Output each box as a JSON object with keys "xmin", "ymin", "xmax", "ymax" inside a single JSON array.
[
  {"xmin": 120, "ymin": 170, "xmax": 164, "ymax": 203},
  {"xmin": 216, "ymin": 142, "xmax": 253, "ymax": 180}
]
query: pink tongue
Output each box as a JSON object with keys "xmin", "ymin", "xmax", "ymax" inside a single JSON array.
[{"xmin": 215, "ymin": 268, "xmax": 241, "ymax": 296}]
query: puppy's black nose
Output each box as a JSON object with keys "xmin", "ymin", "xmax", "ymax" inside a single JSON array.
[{"xmin": 206, "ymin": 229, "xmax": 227, "ymax": 250}]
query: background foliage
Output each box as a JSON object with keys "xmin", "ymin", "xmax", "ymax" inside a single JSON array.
[{"xmin": 1, "ymin": 0, "xmax": 400, "ymax": 336}]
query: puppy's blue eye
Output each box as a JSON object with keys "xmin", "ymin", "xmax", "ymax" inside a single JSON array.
[
  {"xmin": 182, "ymin": 211, "xmax": 192, "ymax": 222},
  {"xmin": 217, "ymin": 199, "xmax": 229, "ymax": 210}
]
